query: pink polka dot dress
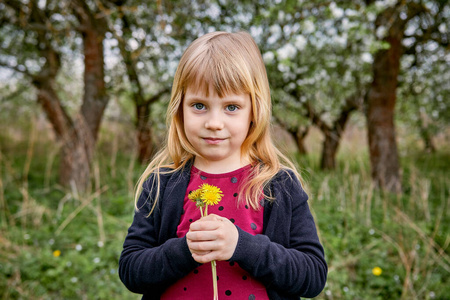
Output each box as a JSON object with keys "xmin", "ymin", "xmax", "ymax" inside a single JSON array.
[{"xmin": 161, "ymin": 165, "xmax": 269, "ymax": 299}]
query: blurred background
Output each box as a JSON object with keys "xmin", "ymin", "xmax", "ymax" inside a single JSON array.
[{"xmin": 0, "ymin": 0, "xmax": 448, "ymax": 299}]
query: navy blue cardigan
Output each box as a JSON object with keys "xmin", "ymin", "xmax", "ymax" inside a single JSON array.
[{"xmin": 119, "ymin": 165, "xmax": 327, "ymax": 299}]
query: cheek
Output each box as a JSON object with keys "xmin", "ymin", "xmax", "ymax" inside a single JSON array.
[
  {"xmin": 235, "ymin": 123, "xmax": 251, "ymax": 140},
  {"xmin": 183, "ymin": 117, "xmax": 200, "ymax": 138}
]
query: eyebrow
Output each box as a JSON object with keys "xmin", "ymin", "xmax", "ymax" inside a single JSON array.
[
  {"xmin": 184, "ymin": 96, "xmax": 206, "ymax": 102},
  {"xmin": 184, "ymin": 95, "xmax": 247, "ymax": 104}
]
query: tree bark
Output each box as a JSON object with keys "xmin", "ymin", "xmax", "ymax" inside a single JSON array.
[
  {"xmin": 303, "ymin": 95, "xmax": 359, "ymax": 170},
  {"xmin": 319, "ymin": 101, "xmax": 357, "ymax": 170},
  {"xmin": 321, "ymin": 128, "xmax": 340, "ymax": 170},
  {"xmin": 33, "ymin": 75, "xmax": 93, "ymax": 190},
  {"xmin": 366, "ymin": 7, "xmax": 406, "ymax": 193},
  {"xmin": 419, "ymin": 111, "xmax": 436, "ymax": 153},
  {"xmin": 80, "ymin": 29, "xmax": 108, "ymax": 144},
  {"xmin": 68, "ymin": 1, "xmax": 108, "ymax": 191},
  {"xmin": 366, "ymin": 2, "xmax": 435, "ymax": 192},
  {"xmin": 273, "ymin": 112, "xmax": 309, "ymax": 156},
  {"xmin": 134, "ymin": 90, "xmax": 170, "ymax": 163},
  {"xmin": 290, "ymin": 127, "xmax": 309, "ymax": 156},
  {"xmin": 59, "ymin": 134, "xmax": 91, "ymax": 191},
  {"xmin": 136, "ymin": 103, "xmax": 154, "ymax": 163},
  {"xmin": 420, "ymin": 129, "xmax": 436, "ymax": 153}
]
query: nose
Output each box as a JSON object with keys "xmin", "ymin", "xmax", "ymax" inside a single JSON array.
[{"xmin": 205, "ymin": 112, "xmax": 224, "ymax": 130}]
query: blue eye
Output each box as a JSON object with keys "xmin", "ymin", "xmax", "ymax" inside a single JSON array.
[
  {"xmin": 227, "ymin": 105, "xmax": 238, "ymax": 112},
  {"xmin": 193, "ymin": 103, "xmax": 205, "ymax": 110}
]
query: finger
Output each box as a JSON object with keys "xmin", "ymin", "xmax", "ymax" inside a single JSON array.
[
  {"xmin": 187, "ymin": 237, "xmax": 213, "ymax": 257},
  {"xmin": 187, "ymin": 240, "xmax": 223, "ymax": 252},
  {"xmin": 189, "ymin": 219, "xmax": 221, "ymax": 231},
  {"xmin": 192, "ymin": 248, "xmax": 230, "ymax": 263},
  {"xmin": 201, "ymin": 213, "xmax": 221, "ymax": 220},
  {"xmin": 186, "ymin": 230, "xmax": 217, "ymax": 241},
  {"xmin": 189, "ymin": 249, "xmax": 211, "ymax": 256},
  {"xmin": 192, "ymin": 252, "xmax": 217, "ymax": 264}
]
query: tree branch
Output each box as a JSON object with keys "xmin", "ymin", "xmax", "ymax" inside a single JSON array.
[{"xmin": 145, "ymin": 87, "xmax": 171, "ymax": 105}]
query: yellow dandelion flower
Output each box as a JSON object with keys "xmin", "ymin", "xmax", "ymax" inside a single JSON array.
[
  {"xmin": 200, "ymin": 183, "xmax": 223, "ymax": 206},
  {"xmin": 188, "ymin": 189, "xmax": 203, "ymax": 201},
  {"xmin": 53, "ymin": 250, "xmax": 61, "ymax": 257},
  {"xmin": 372, "ymin": 267, "xmax": 382, "ymax": 276},
  {"xmin": 189, "ymin": 188, "xmax": 204, "ymax": 208}
]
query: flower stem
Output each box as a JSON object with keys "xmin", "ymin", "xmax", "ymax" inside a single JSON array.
[{"xmin": 212, "ymin": 260, "xmax": 218, "ymax": 300}]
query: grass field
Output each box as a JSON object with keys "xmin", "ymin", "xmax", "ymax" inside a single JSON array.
[{"xmin": 0, "ymin": 117, "xmax": 449, "ymax": 299}]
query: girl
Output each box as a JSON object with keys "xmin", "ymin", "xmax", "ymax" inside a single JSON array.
[{"xmin": 119, "ymin": 31, "xmax": 327, "ymax": 300}]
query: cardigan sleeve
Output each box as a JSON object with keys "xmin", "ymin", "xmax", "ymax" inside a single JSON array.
[
  {"xmin": 230, "ymin": 170, "xmax": 327, "ymax": 298},
  {"xmin": 118, "ymin": 175, "xmax": 200, "ymax": 295}
]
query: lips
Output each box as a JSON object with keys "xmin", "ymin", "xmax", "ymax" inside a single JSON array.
[{"xmin": 203, "ymin": 137, "xmax": 225, "ymax": 145}]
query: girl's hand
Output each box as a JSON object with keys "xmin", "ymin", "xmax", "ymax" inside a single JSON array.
[{"xmin": 186, "ymin": 214, "xmax": 238, "ymax": 264}]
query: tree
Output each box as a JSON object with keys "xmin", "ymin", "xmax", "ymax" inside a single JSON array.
[
  {"xmin": 103, "ymin": 1, "xmax": 170, "ymax": 163},
  {"xmin": 0, "ymin": 0, "xmax": 109, "ymax": 192},
  {"xmin": 258, "ymin": 1, "xmax": 371, "ymax": 169},
  {"xmin": 365, "ymin": 0, "xmax": 448, "ymax": 192}
]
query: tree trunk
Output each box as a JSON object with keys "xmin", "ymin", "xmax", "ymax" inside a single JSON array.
[
  {"xmin": 133, "ymin": 90, "xmax": 170, "ymax": 164},
  {"xmin": 132, "ymin": 89, "xmax": 170, "ymax": 164},
  {"xmin": 294, "ymin": 130, "xmax": 308, "ymax": 156},
  {"xmin": 319, "ymin": 105, "xmax": 356, "ymax": 170},
  {"xmin": 80, "ymin": 28, "xmax": 108, "ymax": 145},
  {"xmin": 303, "ymin": 95, "xmax": 359, "ymax": 170},
  {"xmin": 64, "ymin": 1, "xmax": 108, "ymax": 191},
  {"xmin": 419, "ymin": 111, "xmax": 436, "ymax": 153},
  {"xmin": 420, "ymin": 128, "xmax": 436, "ymax": 153},
  {"xmin": 320, "ymin": 128, "xmax": 340, "ymax": 170},
  {"xmin": 366, "ymin": 2, "xmax": 428, "ymax": 192},
  {"xmin": 288, "ymin": 126, "xmax": 309, "ymax": 156},
  {"xmin": 59, "ymin": 135, "xmax": 91, "ymax": 190},
  {"xmin": 367, "ymin": 92, "xmax": 401, "ymax": 192},
  {"xmin": 367, "ymin": 10, "xmax": 404, "ymax": 193},
  {"xmin": 136, "ymin": 104, "xmax": 154, "ymax": 163},
  {"xmin": 34, "ymin": 77, "xmax": 93, "ymax": 190},
  {"xmin": 36, "ymin": 83, "xmax": 99, "ymax": 191},
  {"xmin": 34, "ymin": 80, "xmax": 92, "ymax": 190}
]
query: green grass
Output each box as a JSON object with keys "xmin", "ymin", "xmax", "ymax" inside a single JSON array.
[{"xmin": 0, "ymin": 123, "xmax": 449, "ymax": 299}]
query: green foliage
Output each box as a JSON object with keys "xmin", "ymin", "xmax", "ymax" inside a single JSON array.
[
  {"xmin": 306, "ymin": 150, "xmax": 450, "ymax": 300},
  {"xmin": 0, "ymin": 121, "xmax": 141, "ymax": 299},
  {"xmin": 1, "ymin": 118, "xmax": 449, "ymax": 299}
]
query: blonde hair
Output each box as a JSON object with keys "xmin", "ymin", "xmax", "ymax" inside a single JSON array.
[{"xmin": 135, "ymin": 31, "xmax": 302, "ymax": 213}]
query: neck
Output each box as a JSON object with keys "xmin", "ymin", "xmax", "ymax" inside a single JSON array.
[{"xmin": 193, "ymin": 156, "xmax": 251, "ymax": 174}]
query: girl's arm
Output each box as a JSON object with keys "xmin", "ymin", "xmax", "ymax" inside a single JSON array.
[
  {"xmin": 119, "ymin": 179, "xmax": 200, "ymax": 295},
  {"xmin": 230, "ymin": 170, "xmax": 327, "ymax": 298}
]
